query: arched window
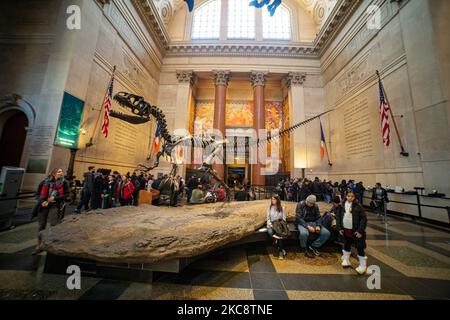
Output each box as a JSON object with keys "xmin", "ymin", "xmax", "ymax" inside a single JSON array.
[
  {"xmin": 192, "ymin": 0, "xmax": 221, "ymax": 40},
  {"xmin": 228, "ymin": 0, "xmax": 256, "ymax": 39},
  {"xmin": 262, "ymin": 5, "xmax": 291, "ymax": 40}
]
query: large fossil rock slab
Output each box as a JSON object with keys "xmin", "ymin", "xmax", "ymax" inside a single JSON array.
[{"xmin": 41, "ymin": 200, "xmax": 331, "ymax": 264}]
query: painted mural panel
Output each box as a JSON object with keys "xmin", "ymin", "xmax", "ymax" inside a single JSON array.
[
  {"xmin": 194, "ymin": 101, "xmax": 214, "ymax": 133},
  {"xmin": 226, "ymin": 101, "xmax": 254, "ymax": 127}
]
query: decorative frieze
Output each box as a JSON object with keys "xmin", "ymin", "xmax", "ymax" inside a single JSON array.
[
  {"xmin": 176, "ymin": 70, "xmax": 196, "ymax": 86},
  {"xmin": 284, "ymin": 72, "xmax": 307, "ymax": 88},
  {"xmin": 167, "ymin": 43, "xmax": 317, "ymax": 58},
  {"xmin": 213, "ymin": 70, "xmax": 231, "ymax": 86},
  {"xmin": 250, "ymin": 72, "xmax": 268, "ymax": 87}
]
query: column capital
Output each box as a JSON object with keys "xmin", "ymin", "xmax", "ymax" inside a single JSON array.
[
  {"xmin": 284, "ymin": 72, "xmax": 307, "ymax": 88},
  {"xmin": 250, "ymin": 71, "xmax": 268, "ymax": 87},
  {"xmin": 213, "ymin": 70, "xmax": 231, "ymax": 86},
  {"xmin": 176, "ymin": 70, "xmax": 197, "ymax": 86}
]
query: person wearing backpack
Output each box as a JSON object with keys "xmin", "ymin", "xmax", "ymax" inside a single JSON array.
[
  {"xmin": 266, "ymin": 195, "xmax": 287, "ymax": 260},
  {"xmin": 32, "ymin": 168, "xmax": 69, "ymax": 255}
]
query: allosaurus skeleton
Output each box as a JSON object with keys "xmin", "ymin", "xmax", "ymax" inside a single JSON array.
[{"xmin": 110, "ymin": 92, "xmax": 332, "ymax": 202}]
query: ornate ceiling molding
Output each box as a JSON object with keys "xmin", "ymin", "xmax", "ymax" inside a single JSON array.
[
  {"xmin": 167, "ymin": 43, "xmax": 318, "ymax": 58},
  {"xmin": 132, "ymin": 0, "xmax": 170, "ymax": 51},
  {"xmin": 313, "ymin": 0, "xmax": 362, "ymax": 54},
  {"xmin": 133, "ymin": 0, "xmax": 361, "ymax": 59}
]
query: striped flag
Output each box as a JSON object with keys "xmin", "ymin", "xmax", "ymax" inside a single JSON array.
[
  {"xmin": 320, "ymin": 120, "xmax": 326, "ymax": 160},
  {"xmin": 378, "ymin": 77, "xmax": 391, "ymax": 147},
  {"xmin": 153, "ymin": 121, "xmax": 162, "ymax": 154},
  {"xmin": 101, "ymin": 72, "xmax": 115, "ymax": 138}
]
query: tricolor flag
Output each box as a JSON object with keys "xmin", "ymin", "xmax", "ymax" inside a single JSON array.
[
  {"xmin": 320, "ymin": 120, "xmax": 326, "ymax": 160},
  {"xmin": 153, "ymin": 121, "xmax": 162, "ymax": 154},
  {"xmin": 101, "ymin": 70, "xmax": 115, "ymax": 138},
  {"xmin": 378, "ymin": 77, "xmax": 391, "ymax": 147}
]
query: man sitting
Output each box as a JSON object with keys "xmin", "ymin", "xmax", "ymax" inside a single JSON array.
[
  {"xmin": 295, "ymin": 195, "xmax": 330, "ymax": 257},
  {"xmin": 190, "ymin": 184, "xmax": 206, "ymax": 204}
]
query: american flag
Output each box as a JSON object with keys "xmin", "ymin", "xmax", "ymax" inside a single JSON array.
[
  {"xmin": 378, "ymin": 77, "xmax": 391, "ymax": 147},
  {"xmin": 101, "ymin": 71, "xmax": 115, "ymax": 138}
]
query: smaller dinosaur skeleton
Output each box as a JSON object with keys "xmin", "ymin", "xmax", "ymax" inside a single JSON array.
[{"xmin": 110, "ymin": 92, "xmax": 332, "ymax": 202}]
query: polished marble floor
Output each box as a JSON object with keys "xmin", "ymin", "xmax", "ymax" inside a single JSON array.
[{"xmin": 0, "ymin": 210, "xmax": 449, "ymax": 300}]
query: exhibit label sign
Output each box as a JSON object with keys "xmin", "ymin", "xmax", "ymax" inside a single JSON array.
[{"xmin": 54, "ymin": 92, "xmax": 84, "ymax": 149}]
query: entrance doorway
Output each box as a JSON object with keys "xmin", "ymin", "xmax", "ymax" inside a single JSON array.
[
  {"xmin": 0, "ymin": 112, "xmax": 28, "ymax": 169},
  {"xmin": 227, "ymin": 166, "xmax": 246, "ymax": 187}
]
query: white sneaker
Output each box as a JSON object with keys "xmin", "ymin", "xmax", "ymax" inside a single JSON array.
[
  {"xmin": 341, "ymin": 250, "xmax": 351, "ymax": 267},
  {"xmin": 355, "ymin": 255, "xmax": 368, "ymax": 275}
]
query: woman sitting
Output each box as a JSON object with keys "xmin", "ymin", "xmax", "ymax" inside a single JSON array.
[{"xmin": 266, "ymin": 195, "xmax": 287, "ymax": 260}]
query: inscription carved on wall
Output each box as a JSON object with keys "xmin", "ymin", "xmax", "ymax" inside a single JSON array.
[
  {"xmin": 112, "ymin": 121, "xmax": 138, "ymax": 160},
  {"xmin": 343, "ymin": 98, "xmax": 374, "ymax": 159}
]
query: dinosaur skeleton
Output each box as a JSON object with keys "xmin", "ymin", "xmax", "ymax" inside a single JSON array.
[{"xmin": 110, "ymin": 92, "xmax": 332, "ymax": 202}]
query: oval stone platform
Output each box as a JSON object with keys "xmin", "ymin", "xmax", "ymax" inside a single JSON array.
[{"xmin": 41, "ymin": 200, "xmax": 330, "ymax": 264}]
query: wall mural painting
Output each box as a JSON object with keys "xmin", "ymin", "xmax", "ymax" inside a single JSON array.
[
  {"xmin": 265, "ymin": 102, "xmax": 282, "ymax": 130},
  {"xmin": 194, "ymin": 101, "xmax": 214, "ymax": 134},
  {"xmin": 226, "ymin": 101, "xmax": 254, "ymax": 127}
]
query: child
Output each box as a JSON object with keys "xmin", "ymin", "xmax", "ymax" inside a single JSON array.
[{"xmin": 336, "ymin": 191, "xmax": 368, "ymax": 275}]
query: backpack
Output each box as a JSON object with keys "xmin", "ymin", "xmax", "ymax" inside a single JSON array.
[{"xmin": 272, "ymin": 219, "xmax": 290, "ymax": 239}]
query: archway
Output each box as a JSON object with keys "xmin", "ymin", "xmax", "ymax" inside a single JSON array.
[{"xmin": 0, "ymin": 111, "xmax": 28, "ymax": 169}]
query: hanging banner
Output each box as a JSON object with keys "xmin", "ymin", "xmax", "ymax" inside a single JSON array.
[{"xmin": 54, "ymin": 92, "xmax": 85, "ymax": 149}]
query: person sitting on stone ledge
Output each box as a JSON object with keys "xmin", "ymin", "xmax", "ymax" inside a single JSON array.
[
  {"xmin": 190, "ymin": 184, "xmax": 206, "ymax": 204},
  {"xmin": 267, "ymin": 195, "xmax": 287, "ymax": 260},
  {"xmin": 216, "ymin": 185, "xmax": 226, "ymax": 202},
  {"xmin": 295, "ymin": 195, "xmax": 331, "ymax": 258}
]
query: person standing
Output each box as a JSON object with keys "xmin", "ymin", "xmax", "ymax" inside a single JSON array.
[
  {"xmin": 371, "ymin": 182, "xmax": 389, "ymax": 216},
  {"xmin": 32, "ymin": 168, "xmax": 69, "ymax": 255},
  {"xmin": 336, "ymin": 191, "xmax": 368, "ymax": 275},
  {"xmin": 75, "ymin": 166, "xmax": 95, "ymax": 213},
  {"xmin": 266, "ymin": 196, "xmax": 287, "ymax": 260},
  {"xmin": 117, "ymin": 175, "xmax": 135, "ymax": 206},
  {"xmin": 295, "ymin": 195, "xmax": 330, "ymax": 257},
  {"xmin": 354, "ymin": 181, "xmax": 366, "ymax": 205},
  {"xmin": 102, "ymin": 175, "xmax": 117, "ymax": 209}
]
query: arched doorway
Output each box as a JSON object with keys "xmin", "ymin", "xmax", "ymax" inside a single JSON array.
[{"xmin": 0, "ymin": 112, "xmax": 28, "ymax": 169}]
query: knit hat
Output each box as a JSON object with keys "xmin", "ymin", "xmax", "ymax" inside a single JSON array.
[{"xmin": 306, "ymin": 195, "xmax": 317, "ymax": 204}]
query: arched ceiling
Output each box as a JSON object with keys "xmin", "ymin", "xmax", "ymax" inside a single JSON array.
[{"xmin": 153, "ymin": 0, "xmax": 338, "ymax": 28}]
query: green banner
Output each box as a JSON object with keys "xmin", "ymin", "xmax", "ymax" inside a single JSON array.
[{"xmin": 54, "ymin": 92, "xmax": 85, "ymax": 149}]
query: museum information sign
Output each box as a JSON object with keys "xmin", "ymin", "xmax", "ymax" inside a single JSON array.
[{"xmin": 54, "ymin": 92, "xmax": 84, "ymax": 149}]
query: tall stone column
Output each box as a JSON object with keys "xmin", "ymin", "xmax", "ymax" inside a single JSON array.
[
  {"xmin": 251, "ymin": 71, "xmax": 268, "ymax": 186},
  {"xmin": 212, "ymin": 70, "xmax": 230, "ymax": 181},
  {"xmin": 284, "ymin": 72, "xmax": 307, "ymax": 178},
  {"xmin": 175, "ymin": 70, "xmax": 196, "ymax": 177}
]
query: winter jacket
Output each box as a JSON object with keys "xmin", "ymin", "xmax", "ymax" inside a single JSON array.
[
  {"xmin": 82, "ymin": 172, "xmax": 95, "ymax": 193},
  {"xmin": 295, "ymin": 201, "xmax": 322, "ymax": 227},
  {"xmin": 335, "ymin": 201, "xmax": 367, "ymax": 234},
  {"xmin": 39, "ymin": 178, "xmax": 70, "ymax": 208},
  {"xmin": 371, "ymin": 187, "xmax": 389, "ymax": 202},
  {"xmin": 117, "ymin": 181, "xmax": 135, "ymax": 201}
]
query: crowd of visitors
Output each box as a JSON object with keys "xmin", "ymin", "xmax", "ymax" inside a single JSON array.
[
  {"xmin": 273, "ymin": 177, "xmax": 367, "ymax": 205},
  {"xmin": 31, "ymin": 165, "xmax": 389, "ymax": 275}
]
